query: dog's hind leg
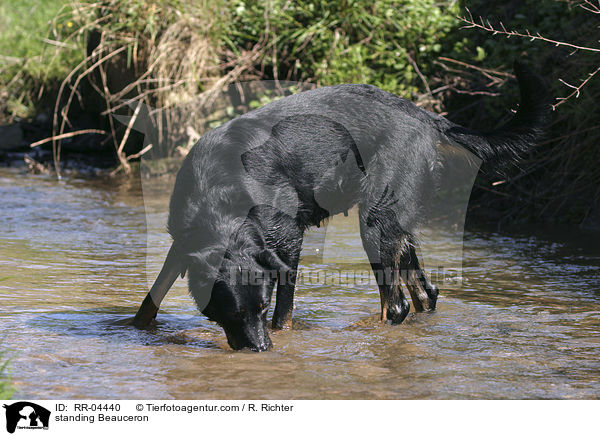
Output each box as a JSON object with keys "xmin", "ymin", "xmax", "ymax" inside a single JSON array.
[
  {"xmin": 398, "ymin": 244, "xmax": 438, "ymax": 312},
  {"xmin": 359, "ymin": 213, "xmax": 410, "ymax": 324}
]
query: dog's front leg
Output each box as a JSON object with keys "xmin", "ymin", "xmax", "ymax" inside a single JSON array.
[
  {"xmin": 272, "ymin": 267, "xmax": 298, "ymax": 329},
  {"xmin": 271, "ymin": 236, "xmax": 302, "ymax": 330}
]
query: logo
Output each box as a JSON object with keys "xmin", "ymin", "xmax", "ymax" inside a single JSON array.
[{"xmin": 3, "ymin": 402, "xmax": 50, "ymax": 434}]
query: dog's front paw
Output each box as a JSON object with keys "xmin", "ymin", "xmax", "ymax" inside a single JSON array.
[{"xmin": 272, "ymin": 315, "xmax": 293, "ymax": 330}]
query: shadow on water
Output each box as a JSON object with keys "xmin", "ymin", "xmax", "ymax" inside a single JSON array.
[
  {"xmin": 27, "ymin": 304, "xmax": 386, "ymax": 350},
  {"xmin": 26, "ymin": 307, "xmax": 220, "ymax": 349}
]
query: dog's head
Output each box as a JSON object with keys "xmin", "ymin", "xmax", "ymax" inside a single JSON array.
[{"xmin": 185, "ymin": 225, "xmax": 287, "ymax": 352}]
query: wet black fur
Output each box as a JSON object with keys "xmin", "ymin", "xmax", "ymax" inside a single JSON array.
[{"xmin": 166, "ymin": 61, "xmax": 549, "ymax": 351}]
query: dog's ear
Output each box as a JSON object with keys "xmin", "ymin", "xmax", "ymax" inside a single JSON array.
[
  {"xmin": 253, "ymin": 248, "xmax": 288, "ymax": 272},
  {"xmin": 186, "ymin": 246, "xmax": 227, "ymax": 276}
]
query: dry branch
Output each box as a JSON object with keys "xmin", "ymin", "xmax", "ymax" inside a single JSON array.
[
  {"xmin": 458, "ymin": 7, "xmax": 600, "ymax": 109},
  {"xmin": 29, "ymin": 129, "xmax": 106, "ymax": 148},
  {"xmin": 459, "ymin": 8, "xmax": 600, "ymax": 53}
]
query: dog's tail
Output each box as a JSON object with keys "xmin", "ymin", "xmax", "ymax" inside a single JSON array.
[{"xmin": 440, "ymin": 61, "xmax": 550, "ymax": 170}]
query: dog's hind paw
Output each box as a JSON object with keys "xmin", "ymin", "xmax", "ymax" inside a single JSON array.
[
  {"xmin": 426, "ymin": 284, "xmax": 439, "ymax": 311},
  {"xmin": 385, "ymin": 302, "xmax": 410, "ymax": 325}
]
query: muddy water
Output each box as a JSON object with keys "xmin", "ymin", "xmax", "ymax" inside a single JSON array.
[{"xmin": 0, "ymin": 167, "xmax": 598, "ymax": 399}]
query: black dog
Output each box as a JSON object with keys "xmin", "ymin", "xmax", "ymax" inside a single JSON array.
[{"xmin": 133, "ymin": 61, "xmax": 548, "ymax": 351}]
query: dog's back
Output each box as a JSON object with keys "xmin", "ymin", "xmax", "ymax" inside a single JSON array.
[
  {"xmin": 169, "ymin": 83, "xmax": 451, "ymax": 238},
  {"xmin": 170, "ymin": 64, "xmax": 548, "ymax": 242}
]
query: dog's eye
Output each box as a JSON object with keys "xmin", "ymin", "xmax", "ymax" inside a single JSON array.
[{"xmin": 232, "ymin": 309, "xmax": 246, "ymax": 320}]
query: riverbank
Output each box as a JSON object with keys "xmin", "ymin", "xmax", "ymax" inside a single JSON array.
[{"xmin": 1, "ymin": 0, "xmax": 598, "ymax": 227}]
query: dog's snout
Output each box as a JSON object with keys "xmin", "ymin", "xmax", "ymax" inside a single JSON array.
[
  {"xmin": 224, "ymin": 320, "xmax": 272, "ymax": 352},
  {"xmin": 227, "ymin": 336, "xmax": 272, "ymax": 352},
  {"xmin": 248, "ymin": 338, "xmax": 273, "ymax": 352}
]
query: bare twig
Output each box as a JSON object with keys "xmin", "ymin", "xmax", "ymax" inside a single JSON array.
[
  {"xmin": 406, "ymin": 52, "xmax": 432, "ymax": 97},
  {"xmin": 126, "ymin": 143, "xmax": 153, "ymax": 161},
  {"xmin": 41, "ymin": 38, "xmax": 77, "ymax": 49},
  {"xmin": 459, "ymin": 7, "xmax": 600, "ymax": 108},
  {"xmin": 0, "ymin": 55, "xmax": 23, "ymax": 63},
  {"xmin": 554, "ymin": 65, "xmax": 600, "ymax": 108},
  {"xmin": 52, "ymin": 45, "xmax": 128, "ymax": 178},
  {"xmin": 438, "ymin": 56, "xmax": 513, "ymax": 78},
  {"xmin": 459, "ymin": 8, "xmax": 600, "ymax": 53},
  {"xmin": 579, "ymin": 0, "xmax": 600, "ymax": 14},
  {"xmin": 114, "ymin": 99, "xmax": 143, "ymax": 174},
  {"xmin": 447, "ymin": 87, "xmax": 501, "ymax": 97},
  {"xmin": 30, "ymin": 129, "xmax": 106, "ymax": 148},
  {"xmin": 98, "ymin": 62, "xmax": 120, "ymax": 157},
  {"xmin": 434, "ymin": 57, "xmax": 508, "ymax": 96}
]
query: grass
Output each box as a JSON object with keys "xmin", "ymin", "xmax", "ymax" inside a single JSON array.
[
  {"xmin": 0, "ymin": 0, "xmax": 83, "ymax": 121},
  {"xmin": 0, "ymin": 0, "xmax": 597, "ymax": 225},
  {"xmin": 0, "ymin": 0, "xmax": 66, "ymax": 61},
  {"xmin": 0, "ymin": 346, "xmax": 14, "ymax": 400}
]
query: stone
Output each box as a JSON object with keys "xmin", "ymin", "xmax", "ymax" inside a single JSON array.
[{"xmin": 0, "ymin": 123, "xmax": 25, "ymax": 150}]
